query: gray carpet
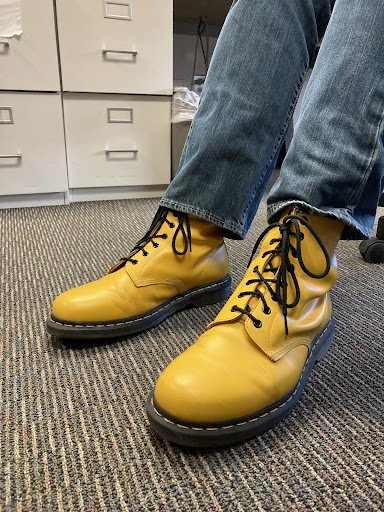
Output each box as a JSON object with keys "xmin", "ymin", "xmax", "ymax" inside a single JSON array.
[{"xmin": 0, "ymin": 196, "xmax": 383, "ymax": 512}]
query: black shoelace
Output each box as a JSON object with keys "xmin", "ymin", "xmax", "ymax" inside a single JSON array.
[
  {"xmin": 113, "ymin": 207, "xmax": 192, "ymax": 270},
  {"xmin": 231, "ymin": 214, "xmax": 331, "ymax": 335}
]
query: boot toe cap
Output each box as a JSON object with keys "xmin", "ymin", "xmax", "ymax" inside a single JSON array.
[
  {"xmin": 154, "ymin": 330, "xmax": 285, "ymax": 424},
  {"xmin": 51, "ymin": 283, "xmax": 111, "ymax": 323},
  {"xmin": 51, "ymin": 271, "xmax": 131, "ymax": 323}
]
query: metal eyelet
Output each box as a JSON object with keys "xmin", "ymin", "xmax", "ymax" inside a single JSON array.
[
  {"xmin": 162, "ymin": 234, "xmax": 168, "ymax": 239},
  {"xmin": 263, "ymin": 307, "xmax": 271, "ymax": 315},
  {"xmin": 238, "ymin": 293, "xmax": 243, "ymax": 299},
  {"xmin": 169, "ymin": 222, "xmax": 175, "ymax": 228},
  {"xmin": 153, "ymin": 242, "xmax": 159, "ymax": 248},
  {"xmin": 143, "ymin": 251, "xmax": 148, "ymax": 256},
  {"xmin": 300, "ymin": 233, "xmax": 305, "ymax": 240},
  {"xmin": 254, "ymin": 320, "xmax": 262, "ymax": 328},
  {"xmin": 230, "ymin": 306, "xmax": 237, "ymax": 312},
  {"xmin": 253, "ymin": 265, "xmax": 259, "ymax": 273},
  {"xmin": 131, "ymin": 260, "xmax": 138, "ymax": 265}
]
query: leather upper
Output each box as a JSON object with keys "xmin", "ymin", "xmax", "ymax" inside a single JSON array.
[
  {"xmin": 154, "ymin": 212, "xmax": 344, "ymax": 423},
  {"xmin": 51, "ymin": 212, "xmax": 229, "ymax": 323}
]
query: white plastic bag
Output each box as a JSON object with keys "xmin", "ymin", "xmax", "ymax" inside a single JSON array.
[{"xmin": 171, "ymin": 87, "xmax": 200, "ymax": 124}]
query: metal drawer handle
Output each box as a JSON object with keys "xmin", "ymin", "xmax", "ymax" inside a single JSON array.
[
  {"xmin": 105, "ymin": 149, "xmax": 138, "ymax": 154},
  {"xmin": 102, "ymin": 49, "xmax": 137, "ymax": 56},
  {"xmin": 0, "ymin": 41, "xmax": 10, "ymax": 47},
  {"xmin": 0, "ymin": 154, "xmax": 22, "ymax": 159}
]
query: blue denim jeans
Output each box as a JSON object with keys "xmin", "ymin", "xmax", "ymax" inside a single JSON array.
[{"xmin": 160, "ymin": 0, "xmax": 384, "ymax": 240}]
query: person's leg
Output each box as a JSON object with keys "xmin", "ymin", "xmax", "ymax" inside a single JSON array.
[
  {"xmin": 161, "ymin": 0, "xmax": 334, "ymax": 239},
  {"xmin": 47, "ymin": 0, "xmax": 333, "ymax": 339},
  {"xmin": 268, "ymin": 0, "xmax": 384, "ymax": 240},
  {"xmin": 147, "ymin": 0, "xmax": 384, "ymax": 446}
]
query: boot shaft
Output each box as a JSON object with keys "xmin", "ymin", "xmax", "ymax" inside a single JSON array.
[{"xmin": 123, "ymin": 210, "xmax": 229, "ymax": 292}]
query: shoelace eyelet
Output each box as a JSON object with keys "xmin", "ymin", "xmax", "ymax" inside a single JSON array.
[
  {"xmin": 131, "ymin": 260, "xmax": 138, "ymax": 265},
  {"xmin": 300, "ymin": 232, "xmax": 305, "ymax": 240},
  {"xmin": 230, "ymin": 306, "xmax": 237, "ymax": 313},
  {"xmin": 237, "ymin": 293, "xmax": 244, "ymax": 299},
  {"xmin": 253, "ymin": 265, "xmax": 259, "ymax": 272},
  {"xmin": 168, "ymin": 222, "xmax": 175, "ymax": 228},
  {"xmin": 254, "ymin": 320, "xmax": 262, "ymax": 328},
  {"xmin": 143, "ymin": 251, "xmax": 148, "ymax": 257},
  {"xmin": 153, "ymin": 242, "xmax": 159, "ymax": 248},
  {"xmin": 263, "ymin": 307, "xmax": 271, "ymax": 315},
  {"xmin": 162, "ymin": 234, "xmax": 168, "ymax": 239}
]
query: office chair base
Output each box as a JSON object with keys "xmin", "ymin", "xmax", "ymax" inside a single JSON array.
[{"xmin": 359, "ymin": 217, "xmax": 384, "ymax": 263}]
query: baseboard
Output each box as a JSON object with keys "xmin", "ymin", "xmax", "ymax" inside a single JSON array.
[
  {"xmin": 0, "ymin": 186, "xmax": 168, "ymax": 209},
  {"xmin": 69, "ymin": 185, "xmax": 168, "ymax": 202},
  {"xmin": 0, "ymin": 192, "xmax": 67, "ymax": 209}
]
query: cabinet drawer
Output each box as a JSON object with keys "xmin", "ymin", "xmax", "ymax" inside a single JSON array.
[
  {"xmin": 0, "ymin": 0, "xmax": 60, "ymax": 91},
  {"xmin": 56, "ymin": 0, "xmax": 172, "ymax": 95},
  {"xmin": 63, "ymin": 93, "xmax": 171, "ymax": 188},
  {"xmin": 0, "ymin": 93, "xmax": 67, "ymax": 196}
]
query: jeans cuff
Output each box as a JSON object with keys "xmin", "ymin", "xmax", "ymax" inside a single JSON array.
[
  {"xmin": 159, "ymin": 198, "xmax": 245, "ymax": 240},
  {"xmin": 267, "ymin": 200, "xmax": 371, "ymax": 240}
]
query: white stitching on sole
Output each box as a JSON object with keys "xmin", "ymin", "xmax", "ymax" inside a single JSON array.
[
  {"xmin": 151, "ymin": 321, "xmax": 331, "ymax": 432},
  {"xmin": 51, "ymin": 276, "xmax": 231, "ymax": 329}
]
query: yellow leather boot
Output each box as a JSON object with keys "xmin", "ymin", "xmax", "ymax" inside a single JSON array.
[
  {"xmin": 147, "ymin": 209, "xmax": 344, "ymax": 447},
  {"xmin": 46, "ymin": 208, "xmax": 231, "ymax": 339}
]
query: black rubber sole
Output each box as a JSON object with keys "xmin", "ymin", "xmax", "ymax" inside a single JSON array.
[
  {"xmin": 46, "ymin": 274, "xmax": 232, "ymax": 340},
  {"xmin": 146, "ymin": 318, "xmax": 335, "ymax": 447}
]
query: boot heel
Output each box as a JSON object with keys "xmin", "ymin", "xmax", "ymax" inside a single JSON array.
[
  {"xmin": 190, "ymin": 275, "xmax": 232, "ymax": 307},
  {"xmin": 314, "ymin": 317, "xmax": 335, "ymax": 364}
]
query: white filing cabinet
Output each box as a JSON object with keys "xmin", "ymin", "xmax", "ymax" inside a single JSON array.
[
  {"xmin": 64, "ymin": 94, "xmax": 171, "ymax": 189},
  {"xmin": 0, "ymin": 0, "xmax": 60, "ymax": 91},
  {"xmin": 0, "ymin": 93, "xmax": 67, "ymax": 196},
  {"xmin": 0, "ymin": 0, "xmax": 172, "ymax": 208},
  {"xmin": 56, "ymin": 0, "xmax": 173, "ymax": 95},
  {"xmin": 0, "ymin": 0, "xmax": 67, "ymax": 206}
]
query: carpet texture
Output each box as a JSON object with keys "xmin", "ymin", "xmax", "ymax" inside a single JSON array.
[{"xmin": 0, "ymin": 197, "xmax": 383, "ymax": 512}]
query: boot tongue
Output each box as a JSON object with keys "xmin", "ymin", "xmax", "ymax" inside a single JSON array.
[
  {"xmin": 246, "ymin": 206, "xmax": 297, "ymax": 306},
  {"xmin": 246, "ymin": 235, "xmax": 282, "ymax": 313},
  {"xmin": 210, "ymin": 207, "xmax": 304, "ymax": 329},
  {"xmin": 239, "ymin": 207, "xmax": 301, "ymax": 319},
  {"xmin": 108, "ymin": 208, "xmax": 173, "ymax": 274}
]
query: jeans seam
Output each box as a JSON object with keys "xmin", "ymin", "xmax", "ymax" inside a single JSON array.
[{"xmin": 240, "ymin": 61, "xmax": 310, "ymax": 232}]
